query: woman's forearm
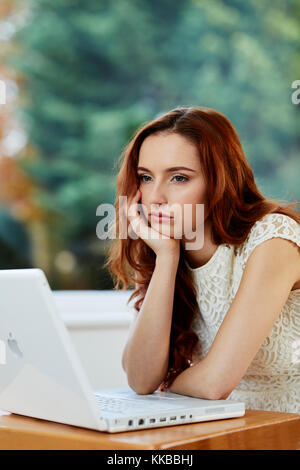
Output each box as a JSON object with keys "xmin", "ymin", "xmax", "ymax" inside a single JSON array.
[{"xmin": 122, "ymin": 252, "xmax": 179, "ymax": 394}]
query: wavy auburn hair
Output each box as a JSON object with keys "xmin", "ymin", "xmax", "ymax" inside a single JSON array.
[{"xmin": 104, "ymin": 106, "xmax": 300, "ymax": 390}]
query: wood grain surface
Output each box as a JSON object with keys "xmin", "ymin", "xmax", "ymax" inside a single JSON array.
[{"xmin": 0, "ymin": 409, "xmax": 299, "ymax": 450}]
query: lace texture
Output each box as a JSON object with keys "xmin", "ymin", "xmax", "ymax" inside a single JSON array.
[{"xmin": 186, "ymin": 213, "xmax": 300, "ymax": 413}]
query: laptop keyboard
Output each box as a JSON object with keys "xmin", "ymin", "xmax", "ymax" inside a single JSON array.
[
  {"xmin": 93, "ymin": 393, "xmax": 186, "ymax": 414},
  {"xmin": 94, "ymin": 396, "xmax": 129, "ymax": 413}
]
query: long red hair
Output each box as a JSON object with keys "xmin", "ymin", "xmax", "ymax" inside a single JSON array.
[{"xmin": 104, "ymin": 106, "xmax": 300, "ymax": 389}]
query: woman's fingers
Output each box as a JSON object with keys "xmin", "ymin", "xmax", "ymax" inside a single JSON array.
[
  {"xmin": 127, "ymin": 189, "xmax": 140, "ymax": 215},
  {"xmin": 120, "ymin": 189, "xmax": 139, "ymax": 222},
  {"xmin": 126, "ymin": 189, "xmax": 144, "ymax": 239},
  {"xmin": 128, "ymin": 202, "xmax": 149, "ymax": 239},
  {"xmin": 124, "ymin": 188, "xmax": 172, "ymax": 245}
]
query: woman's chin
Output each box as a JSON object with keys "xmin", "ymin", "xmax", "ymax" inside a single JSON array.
[{"xmin": 151, "ymin": 222, "xmax": 183, "ymax": 240}]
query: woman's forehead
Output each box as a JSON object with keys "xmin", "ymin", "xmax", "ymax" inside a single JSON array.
[{"xmin": 138, "ymin": 133, "xmax": 200, "ymax": 169}]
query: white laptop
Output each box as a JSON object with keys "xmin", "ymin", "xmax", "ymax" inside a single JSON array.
[{"xmin": 0, "ymin": 269, "xmax": 245, "ymax": 433}]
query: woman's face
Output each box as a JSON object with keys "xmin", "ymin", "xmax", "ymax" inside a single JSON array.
[{"xmin": 137, "ymin": 132, "xmax": 208, "ymax": 243}]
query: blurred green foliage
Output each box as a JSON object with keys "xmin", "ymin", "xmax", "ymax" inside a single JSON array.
[
  {"xmin": 0, "ymin": 208, "xmax": 32, "ymax": 268},
  {"xmin": 2, "ymin": 0, "xmax": 300, "ymax": 288}
]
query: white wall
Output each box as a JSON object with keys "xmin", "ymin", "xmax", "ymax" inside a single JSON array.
[{"xmin": 53, "ymin": 290, "xmax": 135, "ymax": 392}]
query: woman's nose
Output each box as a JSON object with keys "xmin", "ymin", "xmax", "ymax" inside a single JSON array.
[{"xmin": 147, "ymin": 183, "xmax": 168, "ymax": 207}]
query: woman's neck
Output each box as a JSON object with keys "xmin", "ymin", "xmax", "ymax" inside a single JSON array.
[{"xmin": 182, "ymin": 219, "xmax": 219, "ymax": 269}]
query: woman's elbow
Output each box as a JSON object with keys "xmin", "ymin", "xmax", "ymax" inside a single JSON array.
[
  {"xmin": 204, "ymin": 376, "xmax": 235, "ymax": 400},
  {"xmin": 128, "ymin": 382, "xmax": 156, "ymax": 395},
  {"xmin": 126, "ymin": 375, "xmax": 158, "ymax": 395},
  {"xmin": 211, "ymin": 389, "xmax": 232, "ymax": 400},
  {"xmin": 204, "ymin": 388, "xmax": 232, "ymax": 401}
]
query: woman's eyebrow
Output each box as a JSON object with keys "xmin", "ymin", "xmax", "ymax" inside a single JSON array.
[{"xmin": 137, "ymin": 166, "xmax": 197, "ymax": 173}]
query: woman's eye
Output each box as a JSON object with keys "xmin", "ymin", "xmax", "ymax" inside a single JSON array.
[
  {"xmin": 172, "ymin": 175, "xmax": 188, "ymax": 183},
  {"xmin": 138, "ymin": 174, "xmax": 188, "ymax": 183},
  {"xmin": 139, "ymin": 174, "xmax": 151, "ymax": 182}
]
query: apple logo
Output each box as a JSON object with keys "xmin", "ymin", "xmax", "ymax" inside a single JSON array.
[{"xmin": 7, "ymin": 332, "xmax": 23, "ymax": 359}]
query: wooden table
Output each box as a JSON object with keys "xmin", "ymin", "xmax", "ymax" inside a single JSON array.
[{"xmin": 0, "ymin": 409, "xmax": 299, "ymax": 450}]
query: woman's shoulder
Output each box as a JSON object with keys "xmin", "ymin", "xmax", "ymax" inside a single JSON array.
[
  {"xmin": 247, "ymin": 212, "xmax": 299, "ymax": 242},
  {"xmin": 236, "ymin": 212, "xmax": 300, "ymax": 266}
]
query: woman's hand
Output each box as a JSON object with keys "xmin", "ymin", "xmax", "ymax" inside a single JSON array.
[
  {"xmin": 158, "ymin": 383, "xmax": 169, "ymax": 392},
  {"xmin": 125, "ymin": 188, "xmax": 180, "ymax": 259}
]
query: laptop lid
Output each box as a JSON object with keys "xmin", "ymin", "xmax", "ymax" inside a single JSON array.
[
  {"xmin": 0, "ymin": 268, "xmax": 107, "ymax": 431},
  {"xmin": 0, "ymin": 268, "xmax": 245, "ymax": 434}
]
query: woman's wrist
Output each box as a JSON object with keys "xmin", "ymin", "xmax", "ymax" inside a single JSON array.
[{"xmin": 156, "ymin": 249, "xmax": 180, "ymax": 267}]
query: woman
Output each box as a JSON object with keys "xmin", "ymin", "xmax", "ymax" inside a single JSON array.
[{"xmin": 104, "ymin": 106, "xmax": 300, "ymax": 413}]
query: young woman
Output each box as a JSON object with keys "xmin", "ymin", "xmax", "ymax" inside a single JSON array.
[{"xmin": 104, "ymin": 106, "xmax": 300, "ymax": 413}]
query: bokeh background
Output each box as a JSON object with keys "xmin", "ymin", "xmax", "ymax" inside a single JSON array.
[{"xmin": 0, "ymin": 0, "xmax": 299, "ymax": 290}]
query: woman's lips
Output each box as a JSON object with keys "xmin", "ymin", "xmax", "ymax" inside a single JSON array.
[{"xmin": 150, "ymin": 213, "xmax": 173, "ymax": 221}]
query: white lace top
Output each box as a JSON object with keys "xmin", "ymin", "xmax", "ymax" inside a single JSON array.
[{"xmin": 185, "ymin": 213, "xmax": 300, "ymax": 413}]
